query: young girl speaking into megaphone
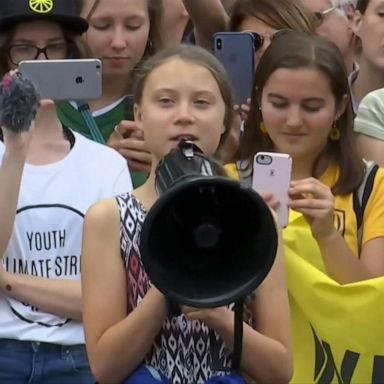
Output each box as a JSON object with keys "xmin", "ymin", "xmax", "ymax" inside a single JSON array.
[{"xmin": 81, "ymin": 44, "xmax": 292, "ymax": 384}]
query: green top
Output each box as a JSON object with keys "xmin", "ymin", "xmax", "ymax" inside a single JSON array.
[{"xmin": 56, "ymin": 100, "xmax": 148, "ymax": 188}]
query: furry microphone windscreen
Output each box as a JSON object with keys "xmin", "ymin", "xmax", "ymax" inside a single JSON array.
[{"xmin": 0, "ymin": 73, "xmax": 41, "ymax": 133}]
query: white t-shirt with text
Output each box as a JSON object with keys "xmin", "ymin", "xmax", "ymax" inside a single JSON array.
[{"xmin": 0, "ymin": 131, "xmax": 132, "ymax": 345}]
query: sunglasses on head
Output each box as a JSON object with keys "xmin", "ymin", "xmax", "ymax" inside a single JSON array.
[
  {"xmin": 312, "ymin": 7, "xmax": 336, "ymax": 27},
  {"xmin": 249, "ymin": 29, "xmax": 291, "ymax": 52}
]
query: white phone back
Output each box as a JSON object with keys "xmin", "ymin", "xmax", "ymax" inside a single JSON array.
[{"xmin": 252, "ymin": 152, "xmax": 292, "ymax": 228}]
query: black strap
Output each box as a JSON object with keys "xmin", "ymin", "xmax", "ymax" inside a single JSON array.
[
  {"xmin": 207, "ymin": 300, "xmax": 244, "ymax": 373},
  {"xmin": 352, "ymin": 162, "xmax": 379, "ymax": 255},
  {"xmin": 166, "ymin": 298, "xmax": 244, "ymax": 372},
  {"xmin": 353, "ymin": 163, "xmax": 378, "ymax": 229},
  {"xmin": 361, "ymin": 164, "xmax": 378, "ymax": 212},
  {"xmin": 231, "ymin": 300, "xmax": 244, "ymax": 371}
]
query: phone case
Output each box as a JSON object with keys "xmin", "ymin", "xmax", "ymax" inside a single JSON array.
[
  {"xmin": 213, "ymin": 32, "xmax": 255, "ymax": 105},
  {"xmin": 19, "ymin": 59, "xmax": 102, "ymax": 101},
  {"xmin": 252, "ymin": 152, "xmax": 292, "ymax": 228}
]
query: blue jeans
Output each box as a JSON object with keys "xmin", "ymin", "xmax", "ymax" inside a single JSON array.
[
  {"xmin": 0, "ymin": 338, "xmax": 94, "ymax": 384},
  {"xmin": 123, "ymin": 365, "xmax": 245, "ymax": 384}
]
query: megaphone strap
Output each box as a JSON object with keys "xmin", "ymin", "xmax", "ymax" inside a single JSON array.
[
  {"xmin": 231, "ymin": 301, "xmax": 244, "ymax": 371},
  {"xmin": 208, "ymin": 300, "xmax": 244, "ymax": 373},
  {"xmin": 165, "ymin": 297, "xmax": 181, "ymax": 318}
]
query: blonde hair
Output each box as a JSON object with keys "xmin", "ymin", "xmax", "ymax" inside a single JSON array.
[{"xmin": 229, "ymin": 0, "xmax": 315, "ymax": 33}]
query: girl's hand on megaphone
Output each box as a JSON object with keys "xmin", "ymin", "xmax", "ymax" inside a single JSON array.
[{"xmin": 181, "ymin": 305, "xmax": 231, "ymax": 330}]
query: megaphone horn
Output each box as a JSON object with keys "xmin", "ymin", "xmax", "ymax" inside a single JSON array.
[
  {"xmin": 140, "ymin": 140, "xmax": 278, "ymax": 308},
  {"xmin": 140, "ymin": 140, "xmax": 278, "ymax": 371}
]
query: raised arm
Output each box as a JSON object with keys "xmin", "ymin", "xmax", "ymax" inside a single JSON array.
[
  {"xmin": 81, "ymin": 198, "xmax": 167, "ymax": 383},
  {"xmin": 182, "ymin": 0, "xmax": 229, "ymax": 49},
  {"xmin": 0, "ymin": 70, "xmax": 40, "ymax": 258},
  {"xmin": 0, "ymin": 129, "xmax": 30, "ymax": 258}
]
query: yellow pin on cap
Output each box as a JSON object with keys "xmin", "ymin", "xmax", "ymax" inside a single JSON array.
[{"xmin": 29, "ymin": 0, "xmax": 54, "ymax": 14}]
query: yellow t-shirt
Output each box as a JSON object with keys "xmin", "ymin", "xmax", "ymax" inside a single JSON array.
[
  {"xmin": 225, "ymin": 162, "xmax": 384, "ymax": 382},
  {"xmin": 225, "ymin": 162, "xmax": 384, "ymax": 263}
]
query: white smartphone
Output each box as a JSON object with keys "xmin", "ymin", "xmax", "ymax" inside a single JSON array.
[
  {"xmin": 19, "ymin": 59, "xmax": 102, "ymax": 101},
  {"xmin": 252, "ymin": 152, "xmax": 292, "ymax": 228}
]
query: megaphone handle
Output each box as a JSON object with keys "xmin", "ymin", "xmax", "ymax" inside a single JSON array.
[
  {"xmin": 165, "ymin": 297, "xmax": 181, "ymax": 318},
  {"xmin": 232, "ymin": 300, "xmax": 244, "ymax": 371}
]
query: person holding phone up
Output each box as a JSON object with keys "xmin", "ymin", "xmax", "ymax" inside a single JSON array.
[
  {"xmin": 226, "ymin": 30, "xmax": 384, "ymax": 382},
  {"xmin": 214, "ymin": 0, "xmax": 316, "ymax": 163},
  {"xmin": 234, "ymin": 29, "xmax": 384, "ymax": 282},
  {"xmin": 81, "ymin": 44, "xmax": 292, "ymax": 384},
  {"xmin": 0, "ymin": 1, "xmax": 132, "ymax": 383},
  {"xmin": 56, "ymin": 0, "xmax": 163, "ymax": 188}
]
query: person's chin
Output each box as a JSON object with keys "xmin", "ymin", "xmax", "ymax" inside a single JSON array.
[
  {"xmin": 40, "ymin": 99, "xmax": 56, "ymax": 107},
  {"xmin": 104, "ymin": 62, "xmax": 134, "ymax": 76}
]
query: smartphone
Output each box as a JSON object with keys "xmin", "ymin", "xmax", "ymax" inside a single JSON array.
[
  {"xmin": 252, "ymin": 152, "xmax": 292, "ymax": 228},
  {"xmin": 213, "ymin": 32, "xmax": 255, "ymax": 105},
  {"xmin": 19, "ymin": 59, "xmax": 102, "ymax": 101}
]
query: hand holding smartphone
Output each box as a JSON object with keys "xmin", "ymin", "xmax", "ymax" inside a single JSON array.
[
  {"xmin": 213, "ymin": 32, "xmax": 255, "ymax": 106},
  {"xmin": 19, "ymin": 59, "xmax": 102, "ymax": 101},
  {"xmin": 252, "ymin": 152, "xmax": 292, "ymax": 228}
]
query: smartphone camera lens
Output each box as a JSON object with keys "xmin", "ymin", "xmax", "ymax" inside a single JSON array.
[
  {"xmin": 216, "ymin": 38, "xmax": 222, "ymax": 50},
  {"xmin": 256, "ymin": 154, "xmax": 272, "ymax": 165}
]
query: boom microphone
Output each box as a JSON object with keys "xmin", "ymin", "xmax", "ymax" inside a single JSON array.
[{"xmin": 0, "ymin": 72, "xmax": 40, "ymax": 133}]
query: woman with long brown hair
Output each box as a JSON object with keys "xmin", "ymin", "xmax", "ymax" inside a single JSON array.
[{"xmin": 56, "ymin": 0, "xmax": 163, "ymax": 187}]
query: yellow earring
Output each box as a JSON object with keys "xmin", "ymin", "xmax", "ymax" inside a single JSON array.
[
  {"xmin": 329, "ymin": 121, "xmax": 341, "ymax": 141},
  {"xmin": 260, "ymin": 121, "xmax": 268, "ymax": 134}
]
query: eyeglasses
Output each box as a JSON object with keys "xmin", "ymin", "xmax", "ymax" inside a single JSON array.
[
  {"xmin": 249, "ymin": 29, "xmax": 291, "ymax": 52},
  {"xmin": 7, "ymin": 41, "xmax": 74, "ymax": 65},
  {"xmin": 312, "ymin": 7, "xmax": 336, "ymax": 27}
]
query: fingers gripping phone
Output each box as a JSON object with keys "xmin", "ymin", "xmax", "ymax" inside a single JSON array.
[
  {"xmin": 19, "ymin": 59, "xmax": 102, "ymax": 101},
  {"xmin": 213, "ymin": 32, "xmax": 255, "ymax": 106},
  {"xmin": 252, "ymin": 152, "xmax": 292, "ymax": 228}
]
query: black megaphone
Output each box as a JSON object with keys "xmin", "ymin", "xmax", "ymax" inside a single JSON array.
[
  {"xmin": 140, "ymin": 140, "xmax": 278, "ymax": 370},
  {"xmin": 140, "ymin": 140, "xmax": 278, "ymax": 310}
]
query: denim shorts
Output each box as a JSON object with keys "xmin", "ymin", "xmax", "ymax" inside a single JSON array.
[{"xmin": 0, "ymin": 338, "xmax": 94, "ymax": 384}]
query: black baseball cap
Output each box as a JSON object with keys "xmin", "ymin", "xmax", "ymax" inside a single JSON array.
[{"xmin": 0, "ymin": 0, "xmax": 88, "ymax": 34}]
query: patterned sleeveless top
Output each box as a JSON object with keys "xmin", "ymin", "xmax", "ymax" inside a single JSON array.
[{"xmin": 116, "ymin": 193, "xmax": 233, "ymax": 384}]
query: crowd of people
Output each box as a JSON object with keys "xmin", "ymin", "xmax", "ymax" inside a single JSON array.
[{"xmin": 1, "ymin": 0, "xmax": 384, "ymax": 383}]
